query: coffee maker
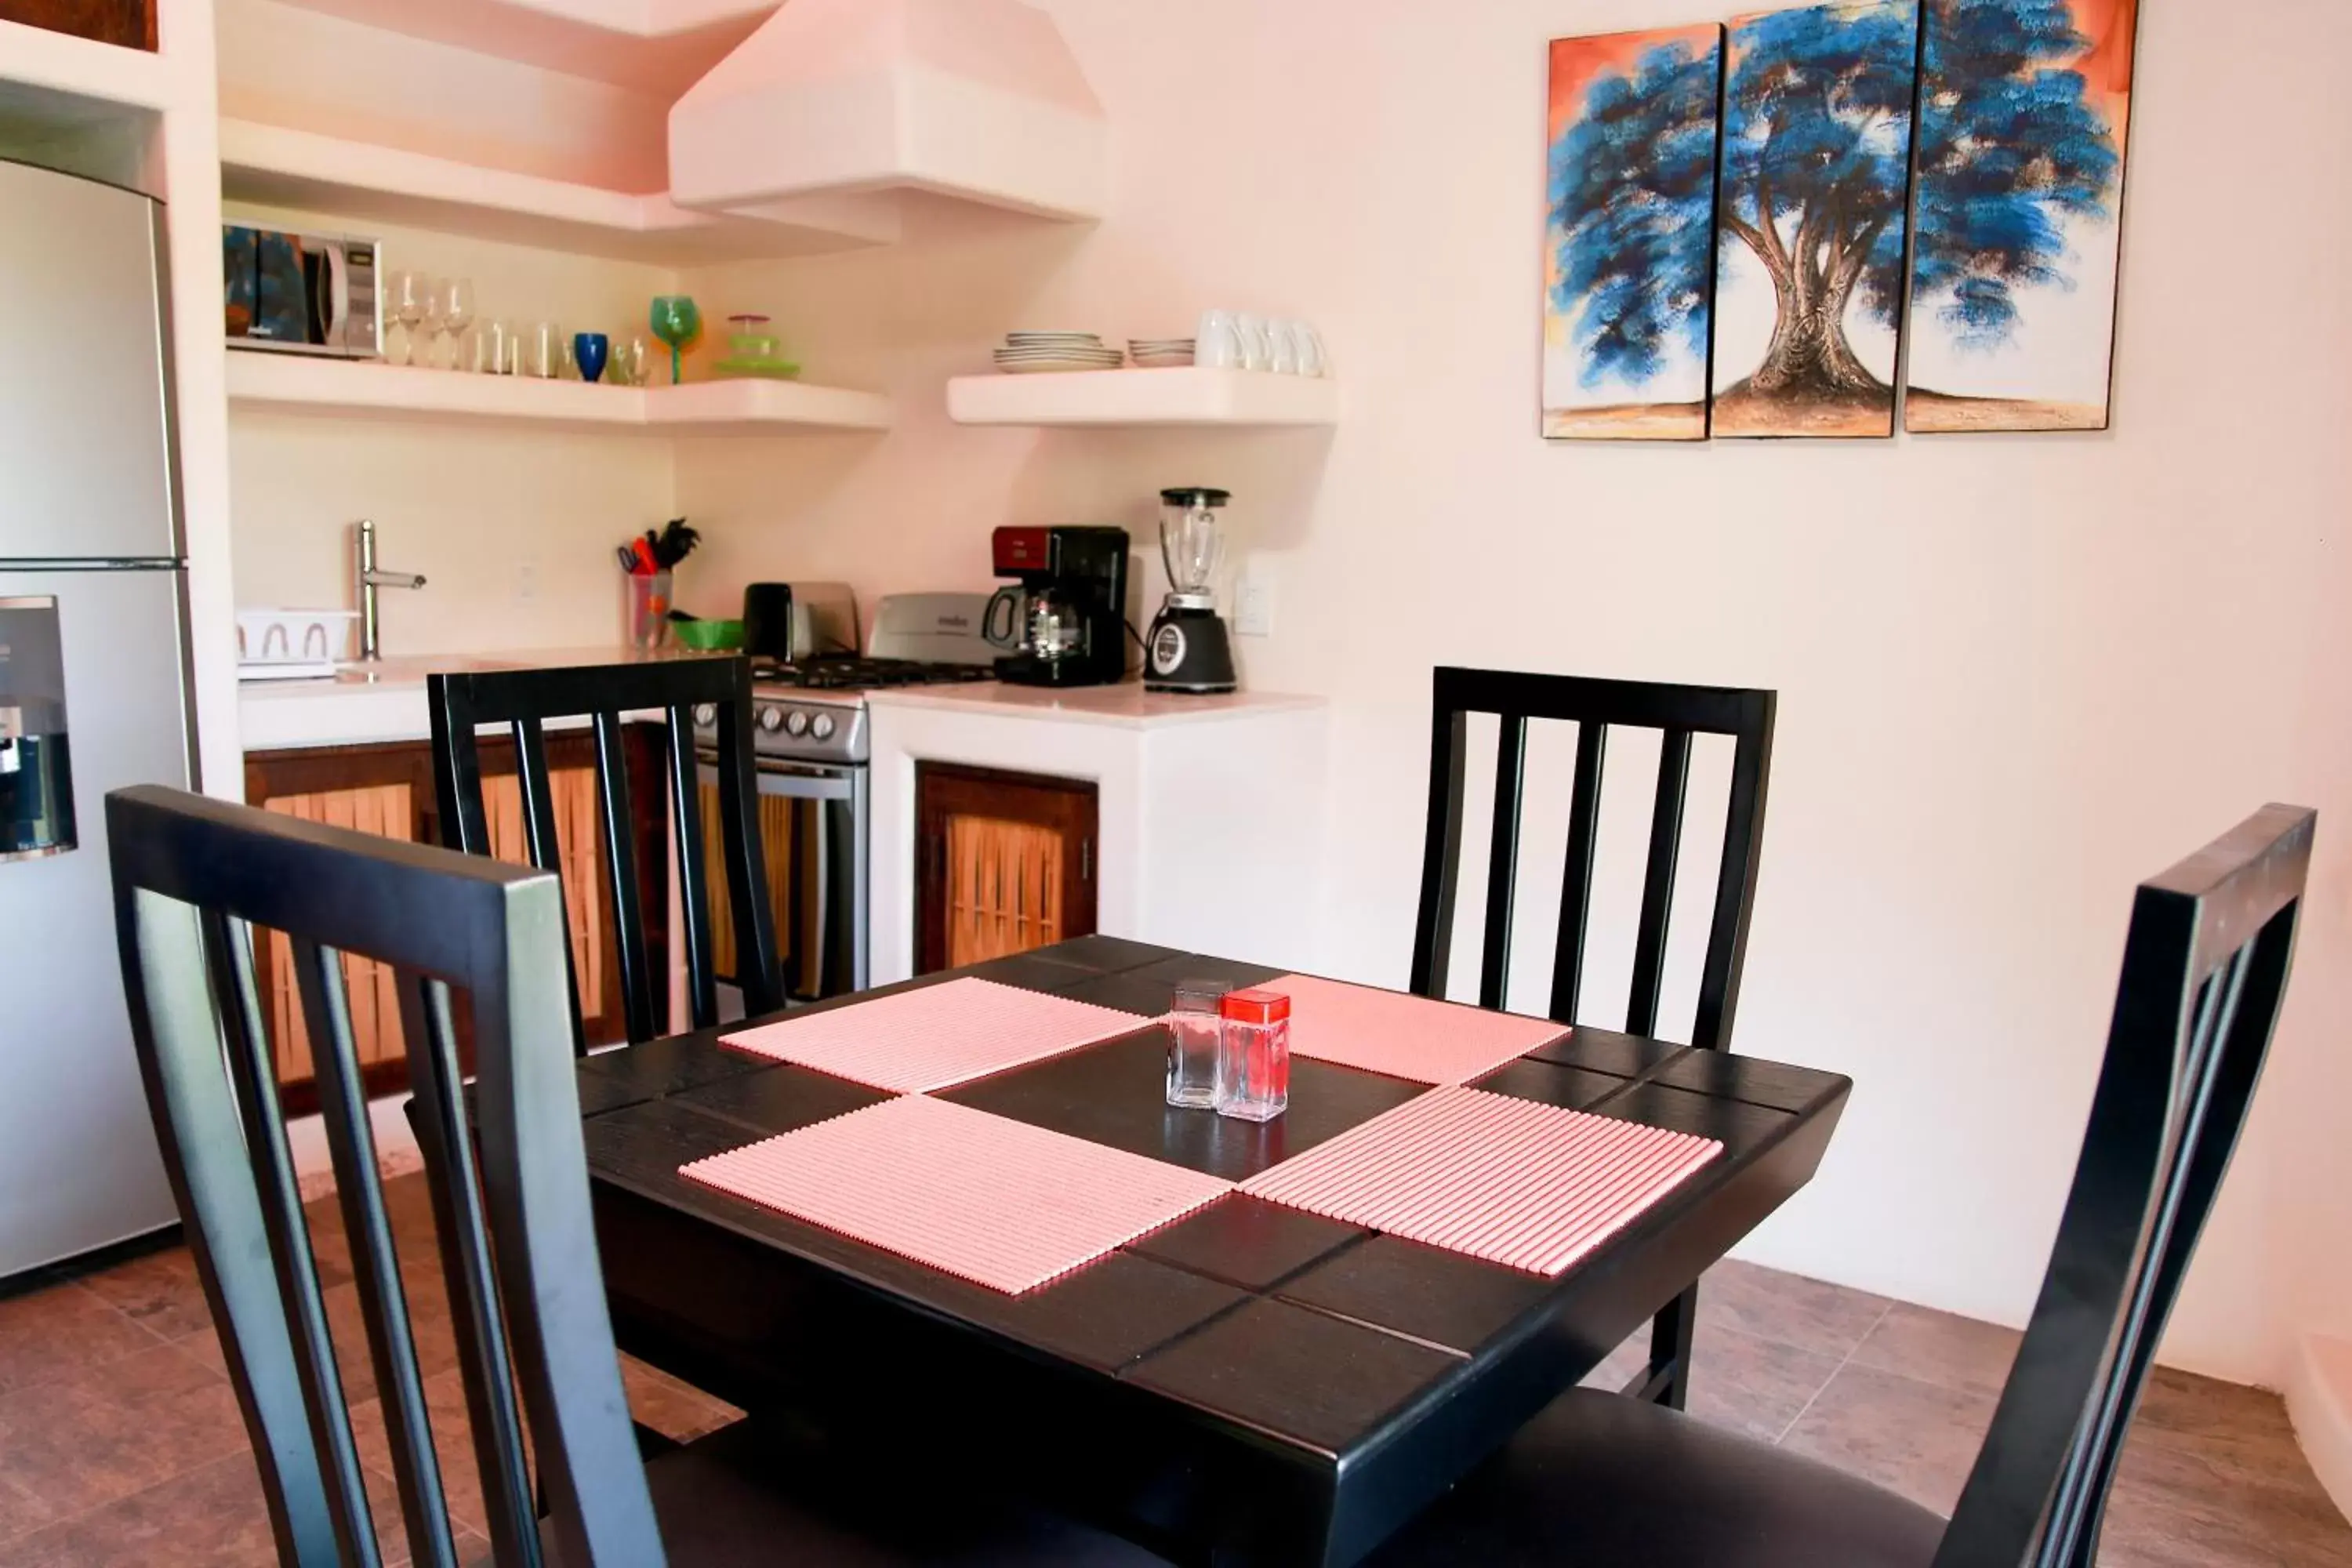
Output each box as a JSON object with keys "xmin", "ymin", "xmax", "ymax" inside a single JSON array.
[
  {"xmin": 1145, "ymin": 487, "xmax": 1238, "ymax": 694},
  {"xmin": 985, "ymin": 525, "xmax": 1130, "ymax": 687}
]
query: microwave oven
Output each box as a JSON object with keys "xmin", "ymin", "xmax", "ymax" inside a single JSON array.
[{"xmin": 223, "ymin": 225, "xmax": 381, "ymax": 358}]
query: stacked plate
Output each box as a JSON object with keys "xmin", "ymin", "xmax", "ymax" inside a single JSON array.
[
  {"xmin": 1129, "ymin": 338, "xmax": 1196, "ymax": 368},
  {"xmin": 992, "ymin": 332, "xmax": 1126, "ymax": 374}
]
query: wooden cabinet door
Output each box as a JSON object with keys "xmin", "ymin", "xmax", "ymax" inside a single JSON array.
[
  {"xmin": 915, "ymin": 763, "xmax": 1098, "ymax": 975},
  {"xmin": 245, "ymin": 727, "xmax": 669, "ymax": 1109}
]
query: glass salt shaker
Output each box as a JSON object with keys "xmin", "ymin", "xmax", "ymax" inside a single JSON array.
[
  {"xmin": 1215, "ymin": 988, "xmax": 1290, "ymax": 1123},
  {"xmin": 1164, "ymin": 978, "xmax": 1228, "ymax": 1109}
]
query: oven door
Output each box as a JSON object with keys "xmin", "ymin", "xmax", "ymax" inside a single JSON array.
[{"xmin": 695, "ymin": 752, "xmax": 867, "ymax": 1013}]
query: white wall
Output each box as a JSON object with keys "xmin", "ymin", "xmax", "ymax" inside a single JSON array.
[
  {"xmin": 669, "ymin": 0, "xmax": 2352, "ymax": 1386},
  {"xmin": 226, "ymin": 204, "xmax": 679, "ymax": 655}
]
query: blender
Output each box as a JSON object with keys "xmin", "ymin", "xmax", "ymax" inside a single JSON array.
[{"xmin": 1145, "ymin": 487, "xmax": 1239, "ymax": 694}]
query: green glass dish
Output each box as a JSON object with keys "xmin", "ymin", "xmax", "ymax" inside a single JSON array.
[{"xmin": 670, "ymin": 618, "xmax": 743, "ymax": 651}]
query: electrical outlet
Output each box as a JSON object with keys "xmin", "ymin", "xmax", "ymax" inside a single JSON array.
[
  {"xmin": 1235, "ymin": 572, "xmax": 1276, "ymax": 637},
  {"xmin": 513, "ymin": 556, "xmax": 541, "ymax": 604}
]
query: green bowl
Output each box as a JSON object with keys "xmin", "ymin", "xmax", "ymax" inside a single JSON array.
[{"xmin": 671, "ymin": 618, "xmax": 744, "ymax": 651}]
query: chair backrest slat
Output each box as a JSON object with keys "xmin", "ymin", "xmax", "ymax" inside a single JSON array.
[
  {"xmin": 1936, "ymin": 804, "xmax": 2313, "ymax": 1568},
  {"xmin": 201, "ymin": 910, "xmax": 383, "ymax": 1566},
  {"xmin": 1479, "ymin": 715, "xmax": 1529, "ymax": 1010},
  {"xmin": 1546, "ymin": 720, "xmax": 1610, "ymax": 1025},
  {"xmin": 592, "ymin": 710, "xmax": 657, "ymax": 1044},
  {"xmin": 1414, "ymin": 667, "xmax": 1776, "ymax": 1051},
  {"xmin": 293, "ymin": 937, "xmax": 459, "ymax": 1567},
  {"xmin": 429, "ymin": 658, "xmax": 785, "ymax": 1051},
  {"xmin": 1625, "ymin": 727, "xmax": 1692, "ymax": 1037},
  {"xmin": 397, "ymin": 975, "xmax": 544, "ymax": 1567},
  {"xmin": 107, "ymin": 786, "xmax": 669, "ymax": 1566},
  {"xmin": 664, "ymin": 706, "xmax": 723, "ymax": 1028}
]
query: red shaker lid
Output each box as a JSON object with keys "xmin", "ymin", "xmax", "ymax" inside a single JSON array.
[{"xmin": 1220, "ymin": 988, "xmax": 1290, "ymax": 1025}]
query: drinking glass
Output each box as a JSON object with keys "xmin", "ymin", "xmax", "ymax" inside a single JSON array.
[
  {"xmin": 649, "ymin": 296, "xmax": 700, "ymax": 385},
  {"xmin": 390, "ymin": 270, "xmax": 428, "ymax": 366},
  {"xmin": 416, "ymin": 279, "xmax": 448, "ymax": 369},
  {"xmin": 436, "ymin": 278, "xmax": 474, "ymax": 370},
  {"xmin": 615, "ymin": 334, "xmax": 651, "ymax": 387},
  {"xmin": 574, "ymin": 332, "xmax": 610, "ymax": 384},
  {"xmin": 528, "ymin": 321, "xmax": 562, "ymax": 379}
]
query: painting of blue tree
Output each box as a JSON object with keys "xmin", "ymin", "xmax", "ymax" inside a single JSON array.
[
  {"xmin": 1543, "ymin": 25, "xmax": 1726, "ymax": 441},
  {"xmin": 1907, "ymin": 0, "xmax": 2138, "ymax": 431},
  {"xmin": 1711, "ymin": 0, "xmax": 1922, "ymax": 438}
]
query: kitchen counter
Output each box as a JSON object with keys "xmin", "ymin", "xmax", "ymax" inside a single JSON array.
[
  {"xmin": 863, "ymin": 681, "xmax": 1324, "ymax": 729},
  {"xmin": 238, "ymin": 646, "xmax": 725, "ymax": 750}
]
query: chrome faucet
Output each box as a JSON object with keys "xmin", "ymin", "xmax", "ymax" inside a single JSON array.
[{"xmin": 353, "ymin": 518, "xmax": 426, "ymax": 662}]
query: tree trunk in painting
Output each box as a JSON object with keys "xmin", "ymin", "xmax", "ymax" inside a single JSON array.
[{"xmin": 1740, "ymin": 211, "xmax": 1892, "ymax": 400}]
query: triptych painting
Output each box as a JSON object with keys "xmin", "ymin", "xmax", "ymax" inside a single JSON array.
[{"xmin": 1542, "ymin": 0, "xmax": 2140, "ymax": 441}]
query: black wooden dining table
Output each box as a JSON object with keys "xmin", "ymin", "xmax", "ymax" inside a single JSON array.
[{"xmin": 569, "ymin": 935, "xmax": 1850, "ymax": 1567}]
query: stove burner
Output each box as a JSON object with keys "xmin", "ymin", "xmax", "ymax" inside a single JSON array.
[{"xmin": 752, "ymin": 655, "xmax": 997, "ymax": 691}]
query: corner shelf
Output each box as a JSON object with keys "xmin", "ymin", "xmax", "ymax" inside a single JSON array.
[
  {"xmin": 219, "ymin": 120, "xmax": 889, "ymax": 263},
  {"xmin": 946, "ymin": 368, "xmax": 1339, "ymax": 429},
  {"xmin": 0, "ymin": 17, "xmax": 180, "ymax": 121},
  {"xmin": 226, "ymin": 353, "xmax": 892, "ymax": 435},
  {"xmin": 259, "ymin": 0, "xmax": 775, "ymax": 96}
]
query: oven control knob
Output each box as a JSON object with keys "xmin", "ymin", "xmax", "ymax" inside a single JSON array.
[
  {"xmin": 784, "ymin": 710, "xmax": 811, "ymax": 737},
  {"xmin": 810, "ymin": 713, "xmax": 837, "ymax": 741},
  {"xmin": 757, "ymin": 706, "xmax": 786, "ymax": 734},
  {"xmin": 692, "ymin": 703, "xmax": 718, "ymax": 728}
]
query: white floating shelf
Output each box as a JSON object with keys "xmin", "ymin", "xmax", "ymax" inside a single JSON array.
[
  {"xmin": 0, "ymin": 18, "xmax": 180, "ymax": 120},
  {"xmin": 227, "ymin": 354, "xmax": 891, "ymax": 435},
  {"xmin": 946, "ymin": 368, "xmax": 1341, "ymax": 429},
  {"xmin": 219, "ymin": 121, "xmax": 890, "ymax": 263},
  {"xmin": 260, "ymin": 0, "xmax": 775, "ymax": 95}
]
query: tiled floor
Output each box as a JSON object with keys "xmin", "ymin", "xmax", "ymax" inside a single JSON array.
[{"xmin": 2, "ymin": 1177, "xmax": 2345, "ymax": 1565}]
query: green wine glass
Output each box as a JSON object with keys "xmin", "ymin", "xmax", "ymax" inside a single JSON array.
[{"xmin": 649, "ymin": 295, "xmax": 701, "ymax": 385}]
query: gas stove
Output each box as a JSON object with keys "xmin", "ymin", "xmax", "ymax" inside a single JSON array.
[{"xmin": 691, "ymin": 593, "xmax": 999, "ymax": 766}]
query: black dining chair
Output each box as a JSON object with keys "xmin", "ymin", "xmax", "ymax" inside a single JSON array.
[
  {"xmin": 1373, "ymin": 804, "xmax": 2316, "ymax": 1568},
  {"xmin": 1410, "ymin": 666, "xmax": 1776, "ymax": 1408},
  {"xmin": 426, "ymin": 658, "xmax": 785, "ymax": 1054},
  {"xmin": 105, "ymin": 784, "xmax": 1169, "ymax": 1566}
]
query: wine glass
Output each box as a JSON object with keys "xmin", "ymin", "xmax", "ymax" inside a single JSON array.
[
  {"xmin": 436, "ymin": 278, "xmax": 474, "ymax": 371},
  {"xmin": 390, "ymin": 270, "xmax": 427, "ymax": 366},
  {"xmin": 416, "ymin": 278, "xmax": 448, "ymax": 369},
  {"xmin": 649, "ymin": 296, "xmax": 700, "ymax": 386}
]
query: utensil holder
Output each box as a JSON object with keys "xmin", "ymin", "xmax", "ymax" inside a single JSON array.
[{"xmin": 626, "ymin": 571, "xmax": 673, "ymax": 651}]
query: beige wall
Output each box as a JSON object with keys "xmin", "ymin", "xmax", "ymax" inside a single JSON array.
[
  {"xmin": 226, "ymin": 205, "xmax": 678, "ymax": 655},
  {"xmin": 670, "ymin": 0, "xmax": 2352, "ymax": 1385}
]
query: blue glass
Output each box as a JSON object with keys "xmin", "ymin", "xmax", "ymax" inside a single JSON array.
[{"xmin": 574, "ymin": 332, "xmax": 610, "ymax": 384}]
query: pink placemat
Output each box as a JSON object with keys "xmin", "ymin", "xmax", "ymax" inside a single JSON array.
[
  {"xmin": 1240, "ymin": 1085, "xmax": 1722, "ymax": 1276},
  {"xmin": 681, "ymin": 1094, "xmax": 1233, "ymax": 1295},
  {"xmin": 719, "ymin": 977, "xmax": 1154, "ymax": 1094},
  {"xmin": 1265, "ymin": 973, "xmax": 1569, "ymax": 1086}
]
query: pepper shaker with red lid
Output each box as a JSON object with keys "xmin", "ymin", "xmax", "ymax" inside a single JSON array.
[{"xmin": 1215, "ymin": 988, "xmax": 1290, "ymax": 1122}]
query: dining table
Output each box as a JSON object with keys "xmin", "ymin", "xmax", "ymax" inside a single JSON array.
[{"xmin": 569, "ymin": 935, "xmax": 1851, "ymax": 1567}]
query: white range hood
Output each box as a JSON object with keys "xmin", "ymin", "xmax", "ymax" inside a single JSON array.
[{"xmin": 668, "ymin": 0, "xmax": 1105, "ymax": 230}]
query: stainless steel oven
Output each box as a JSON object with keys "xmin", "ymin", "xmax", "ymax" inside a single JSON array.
[{"xmin": 694, "ymin": 750, "xmax": 868, "ymax": 1012}]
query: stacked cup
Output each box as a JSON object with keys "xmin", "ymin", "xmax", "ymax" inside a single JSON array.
[{"xmin": 1195, "ymin": 311, "xmax": 1328, "ymax": 376}]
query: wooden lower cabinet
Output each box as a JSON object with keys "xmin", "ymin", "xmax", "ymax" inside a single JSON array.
[
  {"xmin": 245, "ymin": 728, "xmax": 666, "ymax": 1112},
  {"xmin": 0, "ymin": 1, "xmax": 156, "ymax": 49},
  {"xmin": 915, "ymin": 763, "xmax": 1098, "ymax": 975}
]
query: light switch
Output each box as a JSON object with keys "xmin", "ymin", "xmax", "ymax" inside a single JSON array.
[{"xmin": 1235, "ymin": 571, "xmax": 1275, "ymax": 637}]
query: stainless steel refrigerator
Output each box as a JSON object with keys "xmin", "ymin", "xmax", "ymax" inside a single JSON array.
[{"xmin": 0, "ymin": 157, "xmax": 193, "ymax": 1277}]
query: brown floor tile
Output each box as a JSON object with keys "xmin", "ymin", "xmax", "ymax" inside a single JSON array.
[
  {"xmin": 1780, "ymin": 1360, "xmax": 1997, "ymax": 1516},
  {"xmin": 2, "ymin": 1453, "xmax": 279, "ymax": 1568},
  {"xmin": 621, "ymin": 1352, "xmax": 743, "ymax": 1444},
  {"xmin": 74, "ymin": 1247, "xmax": 214, "ymax": 1344},
  {"xmin": 1699, "ymin": 1258, "xmax": 1893, "ymax": 1362},
  {"xmin": 1847, "ymin": 1300, "xmax": 2022, "ymax": 1400},
  {"xmin": 347, "ymin": 1366, "xmax": 500, "ymax": 1542},
  {"xmin": 1687, "ymin": 1316, "xmax": 1845, "ymax": 1443},
  {"xmin": 0, "ymin": 1340, "xmax": 248, "ymax": 1542},
  {"xmin": 1577, "ymin": 1330, "xmax": 1651, "ymax": 1392},
  {"xmin": 2098, "ymin": 1425, "xmax": 2352, "ymax": 1568},
  {"xmin": 0, "ymin": 1279, "xmax": 168, "ymax": 1396}
]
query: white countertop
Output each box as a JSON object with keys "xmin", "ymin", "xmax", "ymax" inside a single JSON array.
[
  {"xmin": 241, "ymin": 648, "xmax": 1323, "ymax": 750},
  {"xmin": 864, "ymin": 682, "xmax": 1324, "ymax": 729},
  {"xmin": 238, "ymin": 646, "xmax": 725, "ymax": 750}
]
